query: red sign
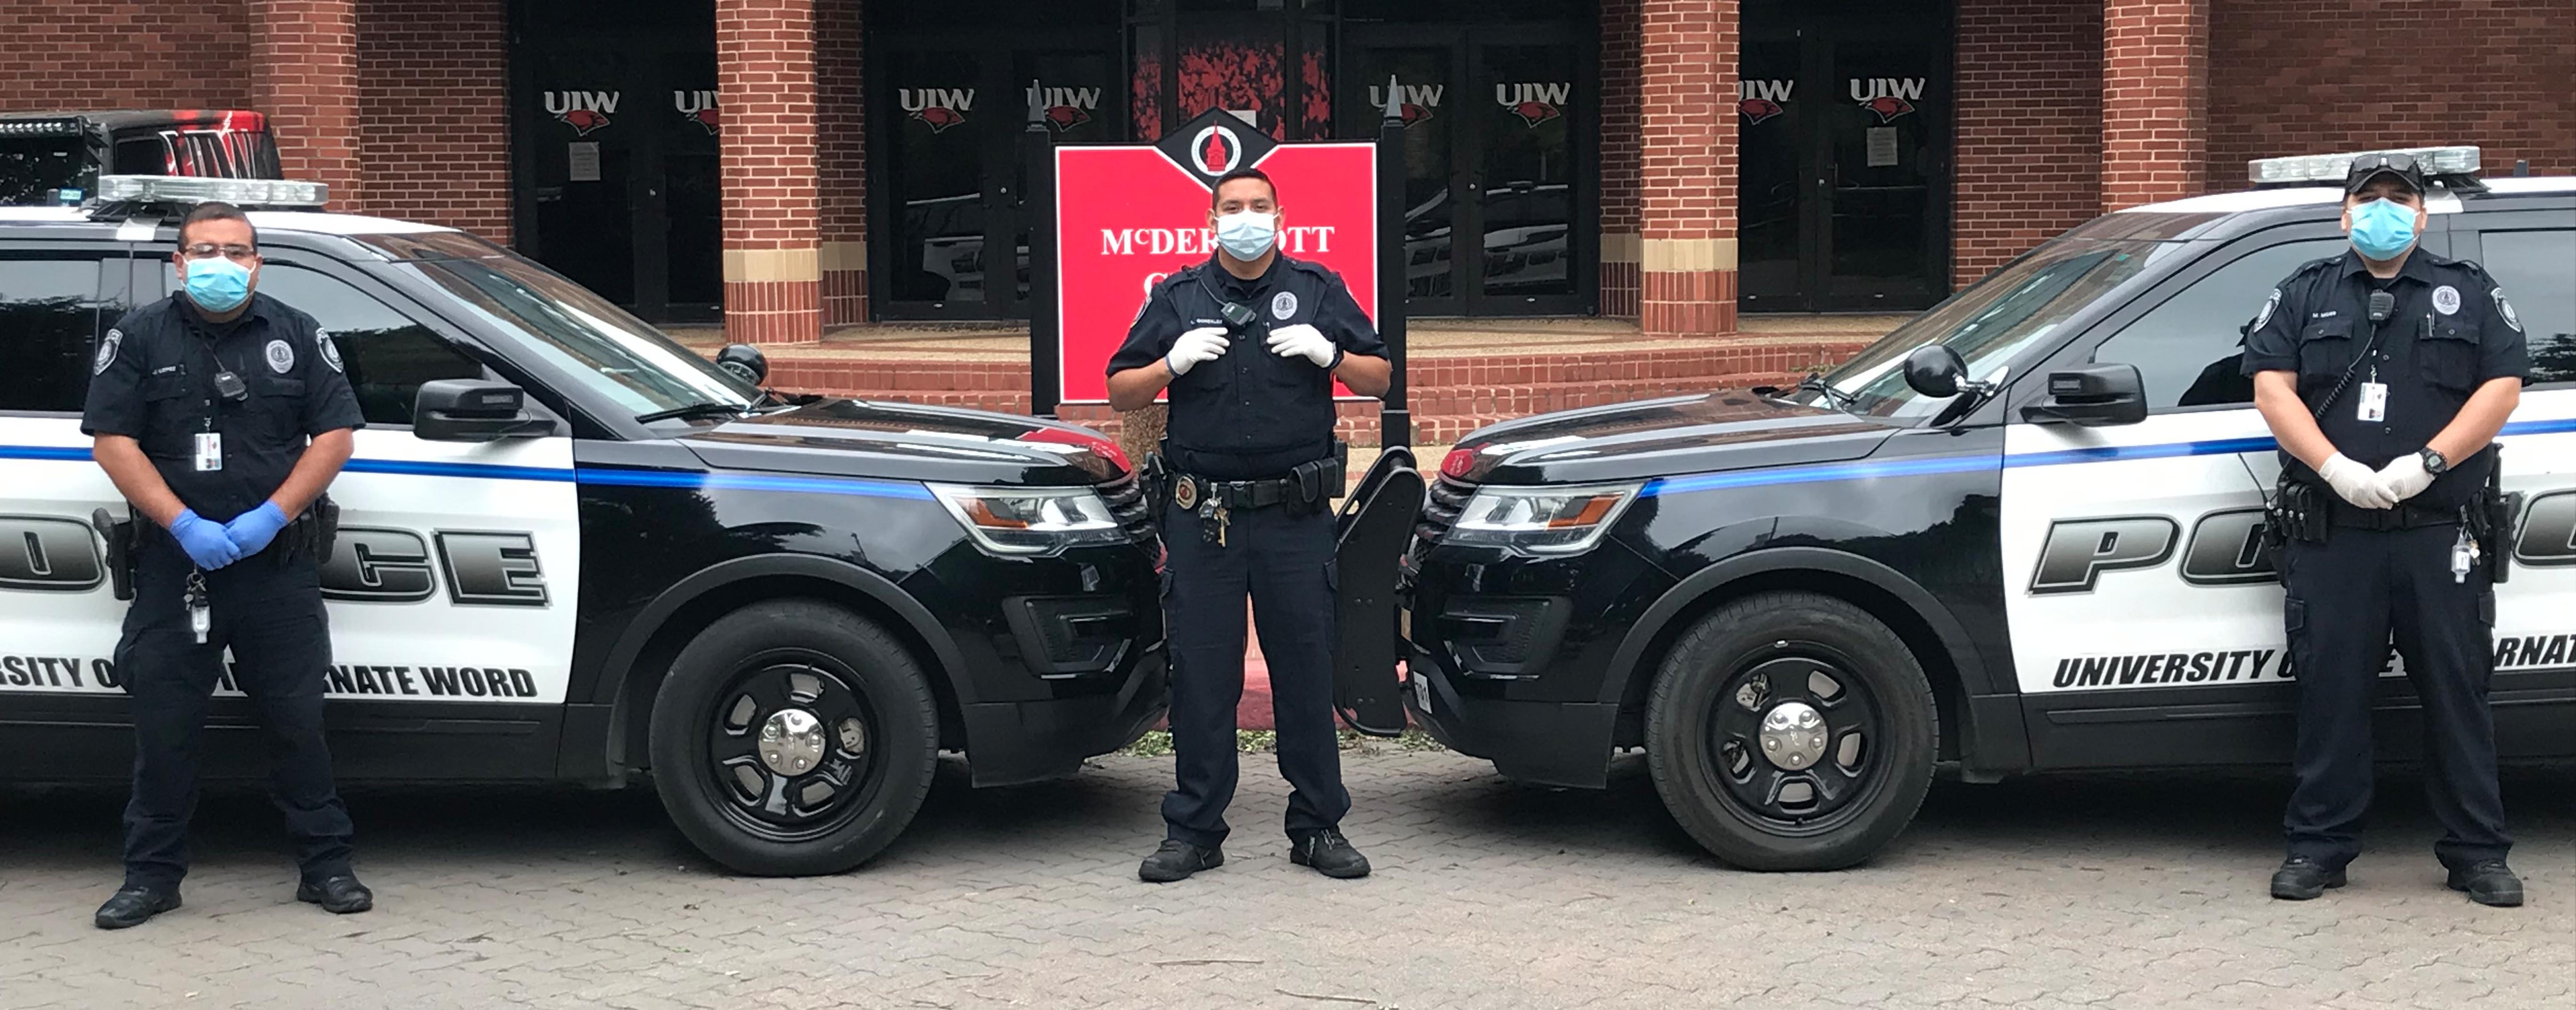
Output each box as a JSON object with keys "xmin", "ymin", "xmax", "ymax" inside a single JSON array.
[{"xmin": 1054, "ymin": 126, "xmax": 1376, "ymax": 404}]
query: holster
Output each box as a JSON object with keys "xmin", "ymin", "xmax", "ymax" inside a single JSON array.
[
  {"xmin": 1288, "ymin": 446, "xmax": 1349, "ymax": 518},
  {"xmin": 273, "ymin": 494, "xmax": 341, "ymax": 567},
  {"xmin": 1141, "ymin": 451, "xmax": 1170, "ymax": 533},
  {"xmin": 2265, "ymin": 478, "xmax": 2330, "ymax": 567},
  {"xmin": 90, "ymin": 507, "xmax": 136, "ymax": 601},
  {"xmin": 2476, "ymin": 442, "xmax": 2515, "ymax": 585}
]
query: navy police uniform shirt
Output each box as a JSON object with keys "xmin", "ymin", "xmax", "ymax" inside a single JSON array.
[
  {"xmin": 81, "ymin": 292, "xmax": 365, "ymax": 521},
  {"xmin": 1107, "ymin": 254, "xmax": 1387, "ymax": 479},
  {"xmin": 2242, "ymin": 248, "xmax": 2529, "ymax": 511}
]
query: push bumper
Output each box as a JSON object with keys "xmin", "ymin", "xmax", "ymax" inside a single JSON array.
[{"xmin": 1404, "ymin": 641, "xmax": 1618, "ymax": 790}]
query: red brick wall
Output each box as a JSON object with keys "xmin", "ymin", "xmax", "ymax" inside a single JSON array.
[
  {"xmin": 1598, "ymin": 0, "xmax": 1641, "ymax": 319},
  {"xmin": 355, "ymin": 0, "xmax": 510, "ymax": 243},
  {"xmin": 0, "ymin": 4, "xmax": 251, "ymax": 111},
  {"xmin": 1951, "ymin": 0, "xmax": 2102, "ymax": 289},
  {"xmin": 1636, "ymin": 0, "xmax": 1736, "ymax": 337},
  {"xmin": 817, "ymin": 0, "xmax": 867, "ymax": 325},
  {"xmin": 2208, "ymin": 0, "xmax": 2576, "ymax": 183},
  {"xmin": 717, "ymin": 0, "xmax": 822, "ymax": 345},
  {"xmin": 251, "ymin": 0, "xmax": 363, "ymax": 203},
  {"xmin": 2100, "ymin": 0, "xmax": 2206, "ymax": 210}
]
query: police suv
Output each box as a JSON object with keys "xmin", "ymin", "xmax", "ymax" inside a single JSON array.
[
  {"xmin": 1402, "ymin": 148, "xmax": 2575, "ymax": 871},
  {"xmin": 0, "ymin": 176, "xmax": 1166, "ymax": 875}
]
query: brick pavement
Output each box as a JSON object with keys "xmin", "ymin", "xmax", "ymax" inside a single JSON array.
[{"xmin": 1, "ymin": 752, "xmax": 2568, "ymax": 1010}]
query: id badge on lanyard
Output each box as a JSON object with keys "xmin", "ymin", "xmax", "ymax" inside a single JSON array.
[
  {"xmin": 193, "ymin": 430, "xmax": 223, "ymax": 472},
  {"xmin": 2357, "ymin": 381, "xmax": 2389, "ymax": 423}
]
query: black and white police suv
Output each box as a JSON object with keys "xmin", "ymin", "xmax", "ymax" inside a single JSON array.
[
  {"xmin": 1403, "ymin": 147, "xmax": 2575, "ymax": 871},
  {"xmin": 0, "ymin": 176, "xmax": 1167, "ymax": 875}
]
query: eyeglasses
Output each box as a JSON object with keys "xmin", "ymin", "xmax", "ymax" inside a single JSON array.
[{"xmin": 180, "ymin": 243, "xmax": 258, "ymax": 262}]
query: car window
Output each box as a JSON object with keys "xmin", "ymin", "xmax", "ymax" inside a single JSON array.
[
  {"xmin": 2092, "ymin": 239, "xmax": 2348, "ymax": 410},
  {"xmin": 2477, "ymin": 229, "xmax": 2576, "ymax": 386},
  {"xmin": 253, "ymin": 263, "xmax": 487, "ymax": 426},
  {"xmin": 0, "ymin": 254, "xmax": 109, "ymax": 413}
]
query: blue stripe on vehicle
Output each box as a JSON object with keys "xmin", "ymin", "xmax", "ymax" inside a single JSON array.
[
  {"xmin": 0, "ymin": 445, "xmax": 929, "ymax": 500},
  {"xmin": 2003, "ymin": 416, "xmax": 2576, "ymax": 469},
  {"xmin": 1641, "ymin": 453, "xmax": 1999, "ymax": 497}
]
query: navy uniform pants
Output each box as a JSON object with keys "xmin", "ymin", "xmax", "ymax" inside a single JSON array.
[
  {"xmin": 119, "ymin": 532, "xmax": 354, "ymax": 891},
  {"xmin": 2280, "ymin": 523, "xmax": 2510, "ymax": 870},
  {"xmin": 1159, "ymin": 499, "xmax": 1350, "ymax": 849}
]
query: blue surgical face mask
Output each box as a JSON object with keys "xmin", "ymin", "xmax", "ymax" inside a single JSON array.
[
  {"xmin": 1214, "ymin": 209, "xmax": 1277, "ymax": 261},
  {"xmin": 2348, "ymin": 198, "xmax": 2419, "ymax": 261},
  {"xmin": 181, "ymin": 256, "xmax": 254, "ymax": 313}
]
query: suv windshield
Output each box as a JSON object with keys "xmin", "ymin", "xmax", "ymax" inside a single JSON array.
[
  {"xmin": 0, "ymin": 136, "xmax": 84, "ymax": 205},
  {"xmin": 1800, "ymin": 236, "xmax": 2182, "ymax": 418},
  {"xmin": 385, "ymin": 236, "xmax": 759, "ymax": 418}
]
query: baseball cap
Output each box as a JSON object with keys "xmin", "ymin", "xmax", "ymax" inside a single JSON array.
[{"xmin": 2344, "ymin": 152, "xmax": 2428, "ymax": 195}]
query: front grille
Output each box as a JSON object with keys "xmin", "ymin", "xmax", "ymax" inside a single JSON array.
[
  {"xmin": 1412, "ymin": 474, "xmax": 1475, "ymax": 553},
  {"xmin": 1098, "ymin": 471, "xmax": 1155, "ymax": 541}
]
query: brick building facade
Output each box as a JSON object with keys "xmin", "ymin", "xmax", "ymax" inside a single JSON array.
[{"xmin": 7, "ymin": 0, "xmax": 2569, "ymax": 348}]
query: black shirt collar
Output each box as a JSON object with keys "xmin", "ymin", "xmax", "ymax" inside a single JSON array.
[
  {"xmin": 2337, "ymin": 247, "xmax": 2439, "ymax": 287},
  {"xmin": 177, "ymin": 291, "xmax": 275, "ymax": 339},
  {"xmin": 1209, "ymin": 254, "xmax": 1280, "ymax": 297}
]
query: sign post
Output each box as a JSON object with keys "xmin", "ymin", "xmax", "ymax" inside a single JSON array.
[
  {"xmin": 1371, "ymin": 77, "xmax": 1410, "ymax": 450},
  {"xmin": 1030, "ymin": 104, "xmax": 1406, "ymax": 444}
]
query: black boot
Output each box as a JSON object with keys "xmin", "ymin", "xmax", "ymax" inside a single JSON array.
[
  {"xmin": 2269, "ymin": 857, "xmax": 2347, "ymax": 900},
  {"xmin": 1138, "ymin": 840, "xmax": 1223, "ymax": 883},
  {"xmin": 296, "ymin": 874, "xmax": 375, "ymax": 914},
  {"xmin": 1289, "ymin": 829, "xmax": 1371, "ymax": 879},
  {"xmin": 94, "ymin": 886, "xmax": 182, "ymax": 930},
  {"xmin": 2446, "ymin": 861, "xmax": 2524, "ymax": 907}
]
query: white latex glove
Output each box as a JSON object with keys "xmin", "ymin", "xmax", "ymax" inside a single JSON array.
[
  {"xmin": 2318, "ymin": 452, "xmax": 2398, "ymax": 510},
  {"xmin": 2376, "ymin": 452, "xmax": 2436, "ymax": 502},
  {"xmin": 1164, "ymin": 327, "xmax": 1229, "ymax": 376},
  {"xmin": 1265, "ymin": 323, "xmax": 1338, "ymax": 369}
]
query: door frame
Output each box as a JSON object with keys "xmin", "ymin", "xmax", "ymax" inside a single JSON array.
[
  {"xmin": 1341, "ymin": 21, "xmax": 1596, "ymax": 318},
  {"xmin": 1738, "ymin": 0, "xmax": 1954, "ymax": 313},
  {"xmin": 866, "ymin": 28, "xmax": 1124, "ymax": 322}
]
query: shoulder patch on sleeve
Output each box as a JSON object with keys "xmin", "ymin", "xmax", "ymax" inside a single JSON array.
[
  {"xmin": 92, "ymin": 328, "xmax": 123, "ymax": 375},
  {"xmin": 2251, "ymin": 288, "xmax": 2282, "ymax": 331},
  {"xmin": 2494, "ymin": 288, "xmax": 2523, "ymax": 333},
  {"xmin": 317, "ymin": 328, "xmax": 344, "ymax": 372}
]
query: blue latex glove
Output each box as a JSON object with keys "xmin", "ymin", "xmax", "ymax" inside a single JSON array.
[
  {"xmin": 169, "ymin": 509, "xmax": 243, "ymax": 570},
  {"xmin": 223, "ymin": 501, "xmax": 291, "ymax": 557}
]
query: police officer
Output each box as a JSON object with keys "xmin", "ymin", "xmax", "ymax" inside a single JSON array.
[
  {"xmin": 2244, "ymin": 153, "xmax": 2526, "ymax": 907},
  {"xmin": 1106, "ymin": 168, "xmax": 1392, "ymax": 882},
  {"xmin": 81, "ymin": 201, "xmax": 373, "ymax": 928}
]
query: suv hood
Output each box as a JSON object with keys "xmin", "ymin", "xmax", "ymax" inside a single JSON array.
[
  {"xmin": 1447, "ymin": 392, "xmax": 1897, "ymax": 485},
  {"xmin": 676, "ymin": 398, "xmax": 1129, "ymax": 486}
]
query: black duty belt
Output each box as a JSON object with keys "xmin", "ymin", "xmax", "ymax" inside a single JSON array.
[
  {"xmin": 2328, "ymin": 498, "xmax": 2460, "ymax": 530},
  {"xmin": 1175, "ymin": 472, "xmax": 1305, "ymax": 511}
]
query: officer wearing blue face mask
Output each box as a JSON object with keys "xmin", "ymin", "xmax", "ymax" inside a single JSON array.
[
  {"xmin": 2242, "ymin": 152, "xmax": 2528, "ymax": 907},
  {"xmin": 1106, "ymin": 167, "xmax": 1392, "ymax": 883},
  {"xmin": 80, "ymin": 200, "xmax": 372, "ymax": 928}
]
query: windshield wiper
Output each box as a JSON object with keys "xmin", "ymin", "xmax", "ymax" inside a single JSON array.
[
  {"xmin": 1793, "ymin": 371, "xmax": 1859, "ymax": 411},
  {"xmin": 634, "ymin": 401, "xmax": 753, "ymax": 424}
]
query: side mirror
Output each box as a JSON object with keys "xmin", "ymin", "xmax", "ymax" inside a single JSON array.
[
  {"xmin": 413, "ymin": 379, "xmax": 552, "ymax": 442},
  {"xmin": 716, "ymin": 343, "xmax": 769, "ymax": 385},
  {"xmin": 1902, "ymin": 343, "xmax": 1969, "ymax": 398},
  {"xmin": 2021, "ymin": 363, "xmax": 2148, "ymax": 427}
]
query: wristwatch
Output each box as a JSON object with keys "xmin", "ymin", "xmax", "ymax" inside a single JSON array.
[{"xmin": 2419, "ymin": 448, "xmax": 2450, "ymax": 475}]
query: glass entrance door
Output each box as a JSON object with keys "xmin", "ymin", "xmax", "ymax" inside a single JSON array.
[
  {"xmin": 1738, "ymin": 0, "xmax": 1950, "ymax": 313},
  {"xmin": 1347, "ymin": 26, "xmax": 1590, "ymax": 317},
  {"xmin": 875, "ymin": 37, "xmax": 1119, "ymax": 319}
]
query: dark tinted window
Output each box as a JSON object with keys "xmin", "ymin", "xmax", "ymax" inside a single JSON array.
[
  {"xmin": 2095, "ymin": 239, "xmax": 2346, "ymax": 410},
  {"xmin": 254, "ymin": 264, "xmax": 485, "ymax": 425},
  {"xmin": 2478, "ymin": 230, "xmax": 2576, "ymax": 386},
  {"xmin": 0, "ymin": 136, "xmax": 84, "ymax": 205},
  {"xmin": 0, "ymin": 255, "xmax": 107, "ymax": 413}
]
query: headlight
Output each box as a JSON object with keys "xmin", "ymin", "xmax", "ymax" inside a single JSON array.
[
  {"xmin": 927, "ymin": 484, "xmax": 1126, "ymax": 557},
  {"xmin": 1446, "ymin": 482, "xmax": 1642, "ymax": 555}
]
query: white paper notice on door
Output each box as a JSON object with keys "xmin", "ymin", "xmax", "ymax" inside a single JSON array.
[
  {"xmin": 568, "ymin": 142, "xmax": 602, "ymax": 182},
  {"xmin": 1865, "ymin": 128, "xmax": 1899, "ymax": 168}
]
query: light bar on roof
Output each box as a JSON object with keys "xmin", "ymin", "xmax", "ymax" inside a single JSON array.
[
  {"xmin": 97, "ymin": 175, "xmax": 328, "ymax": 208},
  {"xmin": 0, "ymin": 119, "xmax": 81, "ymax": 135},
  {"xmin": 2248, "ymin": 146, "xmax": 2482, "ymax": 186}
]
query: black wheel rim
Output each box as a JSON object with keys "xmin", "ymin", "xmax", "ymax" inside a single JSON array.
[
  {"xmin": 700, "ymin": 651, "xmax": 884, "ymax": 844},
  {"xmin": 1700, "ymin": 647, "xmax": 1886, "ymax": 836}
]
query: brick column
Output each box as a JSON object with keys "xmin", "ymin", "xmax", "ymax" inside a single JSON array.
[
  {"xmin": 718, "ymin": 0, "xmax": 823, "ymax": 344},
  {"xmin": 1597, "ymin": 0, "xmax": 1642, "ymax": 319},
  {"xmin": 250, "ymin": 0, "xmax": 361, "ymax": 204},
  {"xmin": 1637, "ymin": 0, "xmax": 1736, "ymax": 338},
  {"xmin": 2100, "ymin": 0, "xmax": 2207, "ymax": 212},
  {"xmin": 816, "ymin": 0, "xmax": 867, "ymax": 326}
]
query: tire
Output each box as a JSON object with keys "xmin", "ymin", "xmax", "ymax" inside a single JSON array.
[
  {"xmin": 1644, "ymin": 591, "xmax": 1937, "ymax": 871},
  {"xmin": 648, "ymin": 599, "xmax": 940, "ymax": 876}
]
